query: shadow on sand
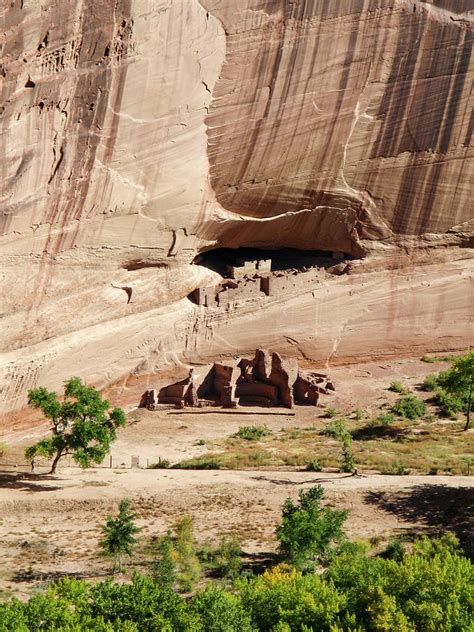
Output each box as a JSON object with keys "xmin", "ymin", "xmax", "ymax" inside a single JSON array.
[
  {"xmin": 0, "ymin": 471, "xmax": 63, "ymax": 492},
  {"xmin": 364, "ymin": 483, "xmax": 474, "ymax": 555}
]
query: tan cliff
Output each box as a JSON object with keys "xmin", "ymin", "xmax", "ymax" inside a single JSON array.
[{"xmin": 0, "ymin": 0, "xmax": 473, "ymax": 415}]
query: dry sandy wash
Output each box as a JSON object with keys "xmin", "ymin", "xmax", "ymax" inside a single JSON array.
[{"xmin": 1, "ymin": 0, "xmax": 473, "ymax": 415}]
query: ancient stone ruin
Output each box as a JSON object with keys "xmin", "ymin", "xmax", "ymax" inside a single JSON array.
[{"xmin": 140, "ymin": 349, "xmax": 335, "ymax": 410}]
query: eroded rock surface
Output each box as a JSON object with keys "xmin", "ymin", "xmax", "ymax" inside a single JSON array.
[{"xmin": 0, "ymin": 0, "xmax": 473, "ymax": 414}]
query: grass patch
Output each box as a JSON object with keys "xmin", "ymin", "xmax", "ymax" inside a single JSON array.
[
  {"xmin": 421, "ymin": 355, "xmax": 456, "ymax": 363},
  {"xmin": 233, "ymin": 425, "xmax": 272, "ymax": 441},
  {"xmin": 148, "ymin": 458, "xmax": 171, "ymax": 469},
  {"xmin": 175, "ymin": 457, "xmax": 222, "ymax": 470},
  {"xmin": 389, "ymin": 381, "xmax": 410, "ymax": 395}
]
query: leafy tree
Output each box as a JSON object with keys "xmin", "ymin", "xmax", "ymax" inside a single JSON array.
[
  {"xmin": 151, "ymin": 533, "xmax": 177, "ymax": 589},
  {"xmin": 237, "ymin": 564, "xmax": 345, "ymax": 631},
  {"xmin": 276, "ymin": 486, "xmax": 348, "ymax": 568},
  {"xmin": 437, "ymin": 352, "xmax": 474, "ymax": 431},
  {"xmin": 25, "ymin": 377, "xmax": 126, "ymax": 473},
  {"xmin": 100, "ymin": 499, "xmax": 140, "ymax": 573},
  {"xmin": 191, "ymin": 585, "xmax": 255, "ymax": 632},
  {"xmin": 340, "ymin": 434, "xmax": 356, "ymax": 473}
]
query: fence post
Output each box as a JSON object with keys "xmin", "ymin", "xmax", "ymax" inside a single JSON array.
[{"xmin": 109, "ymin": 455, "xmax": 113, "ymax": 468}]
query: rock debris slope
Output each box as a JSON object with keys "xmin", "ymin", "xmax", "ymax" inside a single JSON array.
[{"xmin": 0, "ymin": 0, "xmax": 473, "ymax": 415}]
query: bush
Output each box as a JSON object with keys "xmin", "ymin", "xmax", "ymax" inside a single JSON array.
[
  {"xmin": 421, "ymin": 374, "xmax": 439, "ymax": 391},
  {"xmin": 324, "ymin": 407, "xmax": 339, "ymax": 418},
  {"xmin": 392, "ymin": 395, "xmax": 426, "ymax": 420},
  {"xmin": 176, "ymin": 457, "xmax": 221, "ymax": 470},
  {"xmin": 148, "ymin": 457, "xmax": 171, "ymax": 469},
  {"xmin": 191, "ymin": 585, "xmax": 254, "ymax": 632},
  {"xmin": 381, "ymin": 460, "xmax": 410, "ymax": 475},
  {"xmin": 389, "ymin": 381, "xmax": 409, "ymax": 394},
  {"xmin": 204, "ymin": 535, "xmax": 243, "ymax": 580},
  {"xmin": 320, "ymin": 419, "xmax": 347, "ymax": 438},
  {"xmin": 237, "ymin": 565, "xmax": 344, "ymax": 631},
  {"xmin": 233, "ymin": 426, "xmax": 271, "ymax": 441},
  {"xmin": 339, "ymin": 436, "xmax": 356, "ymax": 474},
  {"xmin": 434, "ymin": 387, "xmax": 464, "ymax": 418},
  {"xmin": 276, "ymin": 486, "xmax": 348, "ymax": 568},
  {"xmin": 305, "ymin": 458, "xmax": 322, "ymax": 472},
  {"xmin": 353, "ymin": 408, "xmax": 365, "ymax": 421},
  {"xmin": 376, "ymin": 413, "xmax": 395, "ymax": 426}
]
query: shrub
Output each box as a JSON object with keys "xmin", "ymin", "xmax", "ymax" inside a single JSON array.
[
  {"xmin": 276, "ymin": 486, "xmax": 348, "ymax": 568},
  {"xmin": 191, "ymin": 585, "xmax": 254, "ymax": 632},
  {"xmin": 148, "ymin": 457, "xmax": 171, "ymax": 469},
  {"xmin": 176, "ymin": 457, "xmax": 221, "ymax": 470},
  {"xmin": 392, "ymin": 395, "xmax": 426, "ymax": 419},
  {"xmin": 340, "ymin": 435, "xmax": 356, "ymax": 474},
  {"xmin": 320, "ymin": 419, "xmax": 347, "ymax": 438},
  {"xmin": 389, "ymin": 381, "xmax": 409, "ymax": 395},
  {"xmin": 171, "ymin": 515, "xmax": 202, "ymax": 593},
  {"xmin": 305, "ymin": 458, "xmax": 322, "ymax": 472},
  {"xmin": 233, "ymin": 425, "xmax": 271, "ymax": 441},
  {"xmin": 421, "ymin": 374, "xmax": 439, "ymax": 391},
  {"xmin": 380, "ymin": 538, "xmax": 406, "ymax": 561},
  {"xmin": 324, "ymin": 407, "xmax": 339, "ymax": 418},
  {"xmin": 206, "ymin": 535, "xmax": 243, "ymax": 579},
  {"xmin": 150, "ymin": 534, "xmax": 176, "ymax": 590},
  {"xmin": 376, "ymin": 413, "xmax": 395, "ymax": 426},
  {"xmin": 434, "ymin": 387, "xmax": 465, "ymax": 419},
  {"xmin": 353, "ymin": 408, "xmax": 365, "ymax": 421},
  {"xmin": 381, "ymin": 460, "xmax": 410, "ymax": 475}
]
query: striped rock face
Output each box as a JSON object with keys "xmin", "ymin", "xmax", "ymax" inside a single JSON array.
[{"xmin": 0, "ymin": 0, "xmax": 473, "ymax": 414}]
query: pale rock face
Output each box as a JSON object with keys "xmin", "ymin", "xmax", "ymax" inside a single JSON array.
[{"xmin": 0, "ymin": 0, "xmax": 473, "ymax": 415}]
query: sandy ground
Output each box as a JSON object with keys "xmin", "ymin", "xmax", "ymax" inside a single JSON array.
[{"xmin": 0, "ymin": 356, "xmax": 472, "ymax": 599}]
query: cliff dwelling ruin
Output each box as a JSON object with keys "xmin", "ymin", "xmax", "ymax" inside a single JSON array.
[
  {"xmin": 140, "ymin": 349, "xmax": 335, "ymax": 410},
  {"xmin": 189, "ymin": 247, "xmax": 351, "ymax": 308}
]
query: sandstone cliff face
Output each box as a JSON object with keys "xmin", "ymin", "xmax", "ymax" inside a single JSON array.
[{"xmin": 0, "ymin": 0, "xmax": 473, "ymax": 414}]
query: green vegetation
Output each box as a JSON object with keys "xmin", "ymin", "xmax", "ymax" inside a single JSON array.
[
  {"xmin": 233, "ymin": 425, "xmax": 272, "ymax": 441},
  {"xmin": 305, "ymin": 458, "xmax": 322, "ymax": 472},
  {"xmin": 421, "ymin": 354, "xmax": 457, "ymax": 363},
  {"xmin": 421, "ymin": 373, "xmax": 439, "ymax": 391},
  {"xmin": 436, "ymin": 352, "xmax": 474, "ymax": 431},
  {"xmin": 339, "ymin": 433, "xmax": 356, "ymax": 473},
  {"xmin": 176, "ymin": 457, "xmax": 222, "ymax": 470},
  {"xmin": 389, "ymin": 380, "xmax": 410, "ymax": 394},
  {"xmin": 320, "ymin": 418, "xmax": 347, "ymax": 438},
  {"xmin": 376, "ymin": 413, "xmax": 395, "ymax": 426},
  {"xmin": 324, "ymin": 407, "xmax": 339, "ymax": 418},
  {"xmin": 99, "ymin": 499, "xmax": 140, "ymax": 573},
  {"xmin": 276, "ymin": 486, "xmax": 348, "ymax": 569},
  {"xmin": 392, "ymin": 395, "xmax": 426, "ymax": 420},
  {"xmin": 148, "ymin": 457, "xmax": 171, "ymax": 469},
  {"xmin": 25, "ymin": 377, "xmax": 126, "ymax": 473},
  {"xmin": 1, "ymin": 491, "xmax": 472, "ymax": 631}
]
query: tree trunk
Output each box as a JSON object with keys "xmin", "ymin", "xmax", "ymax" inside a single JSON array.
[
  {"xmin": 464, "ymin": 378, "xmax": 473, "ymax": 432},
  {"xmin": 49, "ymin": 450, "xmax": 63, "ymax": 474}
]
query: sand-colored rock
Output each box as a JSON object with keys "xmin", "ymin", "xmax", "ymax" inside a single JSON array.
[{"xmin": 0, "ymin": 0, "xmax": 473, "ymax": 415}]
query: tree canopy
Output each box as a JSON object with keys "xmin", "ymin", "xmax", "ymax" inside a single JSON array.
[
  {"xmin": 437, "ymin": 352, "xmax": 474, "ymax": 431},
  {"xmin": 25, "ymin": 377, "xmax": 126, "ymax": 473}
]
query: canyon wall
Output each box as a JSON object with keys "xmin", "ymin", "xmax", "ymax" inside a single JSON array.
[{"xmin": 0, "ymin": 0, "xmax": 473, "ymax": 414}]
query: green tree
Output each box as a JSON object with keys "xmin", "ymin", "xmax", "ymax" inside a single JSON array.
[
  {"xmin": 25, "ymin": 377, "xmax": 126, "ymax": 473},
  {"xmin": 100, "ymin": 499, "xmax": 140, "ymax": 573},
  {"xmin": 276, "ymin": 485, "xmax": 348, "ymax": 569},
  {"xmin": 437, "ymin": 352, "xmax": 474, "ymax": 431}
]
